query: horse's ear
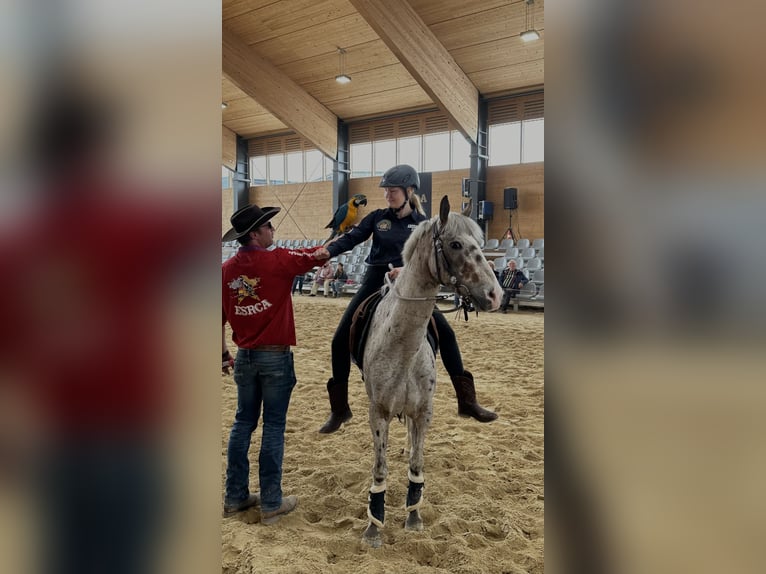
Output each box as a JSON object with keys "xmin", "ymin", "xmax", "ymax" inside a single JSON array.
[
  {"xmin": 439, "ymin": 195, "xmax": 450, "ymax": 226},
  {"xmin": 461, "ymin": 199, "xmax": 472, "ymax": 217}
]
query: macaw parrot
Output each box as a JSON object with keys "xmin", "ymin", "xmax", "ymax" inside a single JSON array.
[{"xmin": 325, "ymin": 194, "xmax": 368, "ymax": 241}]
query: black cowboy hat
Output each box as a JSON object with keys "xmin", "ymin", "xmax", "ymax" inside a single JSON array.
[{"xmin": 222, "ymin": 204, "xmax": 280, "ymax": 242}]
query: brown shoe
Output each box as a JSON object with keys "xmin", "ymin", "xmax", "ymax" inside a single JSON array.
[
  {"xmin": 223, "ymin": 493, "xmax": 260, "ymax": 517},
  {"xmin": 261, "ymin": 495, "xmax": 298, "ymax": 525}
]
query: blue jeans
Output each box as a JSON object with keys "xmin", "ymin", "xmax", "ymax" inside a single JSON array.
[{"xmin": 225, "ymin": 349, "xmax": 297, "ymax": 512}]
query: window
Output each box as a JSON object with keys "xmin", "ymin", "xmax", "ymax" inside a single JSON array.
[
  {"xmin": 451, "ymin": 131, "xmax": 471, "ymax": 170},
  {"xmin": 373, "ymin": 139, "xmax": 396, "ymax": 176},
  {"xmin": 251, "ymin": 156, "xmax": 267, "ymax": 185},
  {"xmin": 324, "ymin": 155, "xmax": 335, "ymax": 181},
  {"xmin": 398, "ymin": 136, "xmax": 421, "ymax": 171},
  {"xmin": 286, "ymin": 151, "xmax": 304, "ymax": 184},
  {"xmin": 222, "ymin": 165, "xmax": 232, "ymax": 189},
  {"xmin": 522, "ymin": 118, "xmax": 544, "ymax": 162},
  {"xmin": 488, "ymin": 122, "xmax": 521, "ymax": 166},
  {"xmin": 305, "ymin": 150, "xmax": 324, "ymax": 182},
  {"xmin": 423, "ymin": 132, "xmax": 450, "ymax": 172},
  {"xmin": 268, "ymin": 154, "xmax": 284, "ymax": 184},
  {"xmin": 350, "ymin": 142, "xmax": 372, "ymax": 178}
]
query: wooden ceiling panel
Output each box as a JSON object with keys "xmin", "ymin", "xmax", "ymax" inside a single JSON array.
[
  {"xmin": 279, "ymin": 40, "xmax": 399, "ymax": 85},
  {"xmin": 221, "ymin": 0, "xmax": 544, "ymax": 141},
  {"xmin": 304, "ymin": 63, "xmax": 420, "ymax": 104},
  {"xmin": 429, "ymin": 4, "xmax": 531, "ymax": 50},
  {"xmin": 236, "ymin": 13, "xmax": 378, "ymax": 66},
  {"xmin": 222, "ymin": 76, "xmax": 249, "ymax": 103},
  {"xmin": 226, "ymin": 115, "xmax": 289, "ymax": 139},
  {"xmin": 222, "ymin": 96, "xmax": 273, "ymax": 122},
  {"xmin": 468, "ymin": 60, "xmax": 545, "ymax": 96},
  {"xmin": 225, "ymin": 0, "xmax": 356, "ymax": 47},
  {"xmin": 452, "ymin": 37, "xmax": 545, "ymax": 74},
  {"xmin": 222, "ymin": 0, "xmax": 276, "ymax": 22},
  {"xmin": 224, "ymin": 25, "xmax": 338, "ymax": 157},
  {"xmin": 406, "ymin": 0, "xmax": 511, "ymax": 25},
  {"xmin": 326, "ymin": 85, "xmax": 433, "ymax": 121},
  {"xmin": 349, "ymin": 0, "xmax": 478, "ymax": 141}
]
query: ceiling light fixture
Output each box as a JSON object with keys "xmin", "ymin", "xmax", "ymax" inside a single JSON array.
[
  {"xmin": 221, "ymin": 102, "xmax": 228, "ymax": 109},
  {"xmin": 335, "ymin": 48, "xmax": 351, "ymax": 84},
  {"xmin": 520, "ymin": 0, "xmax": 540, "ymax": 42}
]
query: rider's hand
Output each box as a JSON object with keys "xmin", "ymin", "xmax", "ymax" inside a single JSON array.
[
  {"xmin": 222, "ymin": 350, "xmax": 234, "ymax": 375},
  {"xmin": 387, "ymin": 266, "xmax": 402, "ymax": 281}
]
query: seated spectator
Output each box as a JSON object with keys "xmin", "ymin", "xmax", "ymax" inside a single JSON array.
[
  {"xmin": 331, "ymin": 263, "xmax": 348, "ymax": 298},
  {"xmin": 499, "ymin": 259, "xmax": 529, "ymax": 313},
  {"xmin": 488, "ymin": 259, "xmax": 499, "ymax": 281},
  {"xmin": 309, "ymin": 261, "xmax": 335, "ymax": 297}
]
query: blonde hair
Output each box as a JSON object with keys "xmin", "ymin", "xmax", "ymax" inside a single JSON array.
[{"xmin": 408, "ymin": 189, "xmax": 426, "ymax": 215}]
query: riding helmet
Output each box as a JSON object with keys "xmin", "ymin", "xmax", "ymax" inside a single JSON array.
[{"xmin": 379, "ymin": 164, "xmax": 420, "ymax": 191}]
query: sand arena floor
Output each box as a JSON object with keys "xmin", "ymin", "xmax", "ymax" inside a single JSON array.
[{"xmin": 221, "ymin": 296, "xmax": 543, "ymax": 574}]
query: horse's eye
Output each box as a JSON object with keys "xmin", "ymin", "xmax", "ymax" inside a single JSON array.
[{"xmin": 449, "ymin": 241, "xmax": 462, "ymax": 250}]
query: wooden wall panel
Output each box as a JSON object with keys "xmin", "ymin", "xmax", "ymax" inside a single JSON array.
[
  {"xmin": 244, "ymin": 165, "xmax": 544, "ymax": 243},
  {"xmin": 250, "ymin": 181, "xmax": 338, "ymax": 240},
  {"xmin": 222, "ymin": 126, "xmax": 237, "ymax": 170},
  {"xmin": 484, "ymin": 163, "xmax": 544, "ymax": 241}
]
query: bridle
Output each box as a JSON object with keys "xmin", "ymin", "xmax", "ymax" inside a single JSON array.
[
  {"xmin": 383, "ymin": 218, "xmax": 475, "ymax": 311},
  {"xmin": 431, "ymin": 218, "xmax": 472, "ymax": 301}
]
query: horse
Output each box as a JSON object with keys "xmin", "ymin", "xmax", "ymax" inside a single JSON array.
[{"xmin": 358, "ymin": 195, "xmax": 502, "ymax": 547}]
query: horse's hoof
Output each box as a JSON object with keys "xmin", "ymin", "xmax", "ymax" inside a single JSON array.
[
  {"xmin": 362, "ymin": 525, "xmax": 382, "ymax": 548},
  {"xmin": 405, "ymin": 514, "xmax": 423, "ymax": 532}
]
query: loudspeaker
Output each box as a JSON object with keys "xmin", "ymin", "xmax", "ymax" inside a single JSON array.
[
  {"xmin": 504, "ymin": 187, "xmax": 518, "ymax": 210},
  {"xmin": 478, "ymin": 200, "xmax": 494, "ymax": 220}
]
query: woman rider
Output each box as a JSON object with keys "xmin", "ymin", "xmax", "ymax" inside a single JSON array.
[{"xmin": 313, "ymin": 164, "xmax": 497, "ymax": 433}]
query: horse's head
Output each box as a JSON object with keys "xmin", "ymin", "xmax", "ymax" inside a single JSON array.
[{"xmin": 404, "ymin": 196, "xmax": 501, "ymax": 311}]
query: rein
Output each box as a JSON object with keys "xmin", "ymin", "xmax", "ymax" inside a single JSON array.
[{"xmin": 383, "ymin": 271, "xmax": 452, "ymax": 302}]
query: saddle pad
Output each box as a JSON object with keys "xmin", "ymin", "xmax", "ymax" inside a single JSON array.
[{"xmin": 349, "ymin": 291, "xmax": 439, "ymax": 372}]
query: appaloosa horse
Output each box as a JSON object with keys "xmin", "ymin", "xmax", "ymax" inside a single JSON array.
[{"xmin": 358, "ymin": 196, "xmax": 501, "ymax": 547}]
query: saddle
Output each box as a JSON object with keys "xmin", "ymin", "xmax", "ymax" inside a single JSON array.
[{"xmin": 349, "ymin": 291, "xmax": 439, "ymax": 372}]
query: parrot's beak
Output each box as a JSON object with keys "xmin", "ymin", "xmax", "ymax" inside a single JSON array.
[{"xmin": 357, "ymin": 196, "xmax": 368, "ymax": 206}]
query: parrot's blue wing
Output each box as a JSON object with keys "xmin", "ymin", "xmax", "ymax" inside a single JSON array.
[{"xmin": 326, "ymin": 203, "xmax": 349, "ymax": 230}]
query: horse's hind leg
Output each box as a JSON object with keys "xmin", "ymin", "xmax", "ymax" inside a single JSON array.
[
  {"xmin": 363, "ymin": 410, "xmax": 390, "ymax": 548},
  {"xmin": 404, "ymin": 413, "xmax": 428, "ymax": 532}
]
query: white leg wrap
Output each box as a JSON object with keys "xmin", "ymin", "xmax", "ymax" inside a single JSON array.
[
  {"xmin": 367, "ymin": 506, "xmax": 385, "ymax": 528},
  {"xmin": 408, "ymin": 470, "xmax": 425, "ymax": 484},
  {"xmin": 370, "ymin": 481, "xmax": 387, "ymax": 493}
]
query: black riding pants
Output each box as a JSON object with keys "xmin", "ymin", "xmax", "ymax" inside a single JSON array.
[{"xmin": 330, "ymin": 266, "xmax": 465, "ymax": 387}]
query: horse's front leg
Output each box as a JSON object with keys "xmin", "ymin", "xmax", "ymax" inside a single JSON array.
[
  {"xmin": 363, "ymin": 407, "xmax": 390, "ymax": 548},
  {"xmin": 404, "ymin": 409, "xmax": 430, "ymax": 532}
]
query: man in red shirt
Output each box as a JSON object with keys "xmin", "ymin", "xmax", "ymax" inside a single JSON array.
[{"xmin": 221, "ymin": 204, "xmax": 326, "ymax": 523}]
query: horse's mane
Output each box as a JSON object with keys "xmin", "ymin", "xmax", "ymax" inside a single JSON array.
[{"xmin": 402, "ymin": 212, "xmax": 484, "ymax": 265}]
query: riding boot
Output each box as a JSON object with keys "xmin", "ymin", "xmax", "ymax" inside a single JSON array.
[
  {"xmin": 450, "ymin": 370, "xmax": 497, "ymax": 422},
  {"xmin": 318, "ymin": 377, "xmax": 352, "ymax": 433}
]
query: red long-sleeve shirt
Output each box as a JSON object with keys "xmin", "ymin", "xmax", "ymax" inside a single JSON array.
[{"xmin": 222, "ymin": 246, "xmax": 322, "ymax": 348}]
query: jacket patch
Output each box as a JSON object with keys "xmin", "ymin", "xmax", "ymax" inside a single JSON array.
[
  {"xmin": 376, "ymin": 219, "xmax": 392, "ymax": 232},
  {"xmin": 228, "ymin": 275, "xmax": 261, "ymax": 303}
]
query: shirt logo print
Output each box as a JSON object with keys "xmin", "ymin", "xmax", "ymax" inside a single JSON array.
[{"xmin": 228, "ymin": 275, "xmax": 261, "ymax": 303}]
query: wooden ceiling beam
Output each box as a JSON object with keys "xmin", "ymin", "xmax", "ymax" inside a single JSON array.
[
  {"xmin": 222, "ymin": 25, "xmax": 338, "ymax": 159},
  {"xmin": 349, "ymin": 0, "xmax": 478, "ymax": 144}
]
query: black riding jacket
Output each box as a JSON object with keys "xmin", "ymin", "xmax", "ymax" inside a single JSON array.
[{"xmin": 326, "ymin": 208, "xmax": 427, "ymax": 268}]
